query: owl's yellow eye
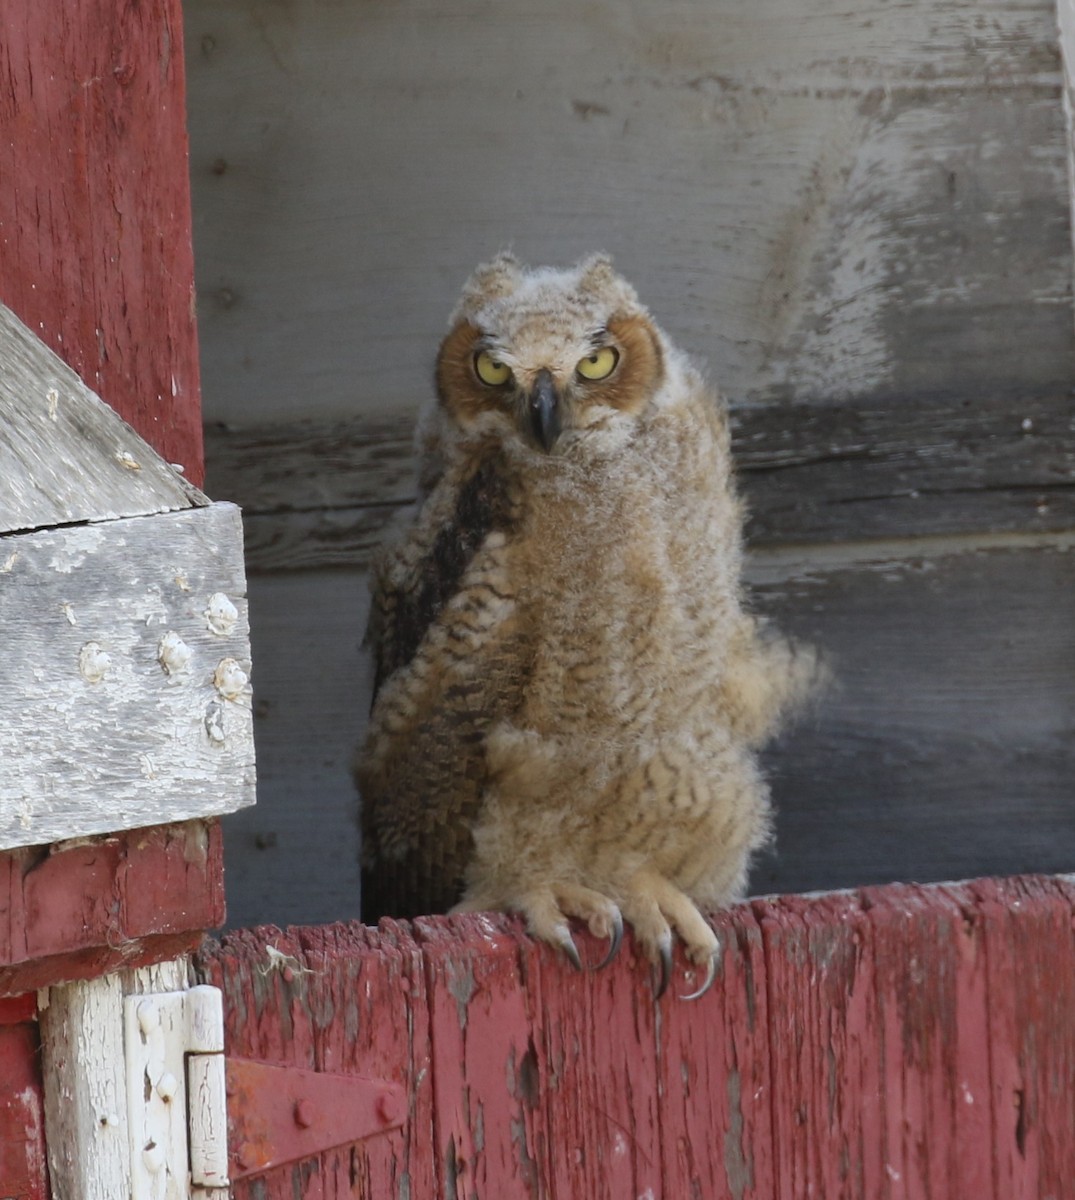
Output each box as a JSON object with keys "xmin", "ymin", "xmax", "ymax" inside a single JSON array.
[
  {"xmin": 576, "ymin": 346, "xmax": 619, "ymax": 381},
  {"xmin": 474, "ymin": 350, "xmax": 512, "ymax": 387}
]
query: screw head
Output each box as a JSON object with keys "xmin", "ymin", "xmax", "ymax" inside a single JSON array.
[
  {"xmin": 376, "ymin": 1089, "xmax": 404, "ymax": 1125},
  {"xmin": 293, "ymin": 1098, "xmax": 317, "ymax": 1128}
]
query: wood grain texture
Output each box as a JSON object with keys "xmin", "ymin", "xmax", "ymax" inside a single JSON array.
[
  {"xmin": 185, "ymin": 0, "xmax": 1071, "ymax": 432},
  {"xmin": 197, "ymin": 920, "xmax": 436, "ymax": 1199},
  {"xmin": 749, "ymin": 536, "xmax": 1075, "ymax": 895},
  {"xmin": 0, "ymin": 303, "xmax": 205, "ymax": 538},
  {"xmin": 196, "ymin": 877, "xmax": 1075, "ymax": 1198},
  {"xmin": 204, "ymin": 391, "xmax": 1075, "ymax": 570},
  {"xmin": 0, "ymin": 0, "xmax": 204, "ymax": 484},
  {"xmin": 0, "ymin": 820, "xmax": 224, "ymax": 998},
  {"xmin": 0, "ymin": 503, "xmax": 254, "ymax": 850},
  {"xmin": 38, "ymin": 957, "xmax": 192, "ymax": 1200},
  {"xmin": 0, "ymin": 1019, "xmax": 48, "ymax": 1200}
]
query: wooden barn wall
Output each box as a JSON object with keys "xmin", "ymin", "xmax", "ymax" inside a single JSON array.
[{"xmin": 181, "ymin": 0, "xmax": 1075, "ymax": 929}]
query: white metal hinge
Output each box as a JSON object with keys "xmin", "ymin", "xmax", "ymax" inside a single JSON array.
[{"xmin": 123, "ymin": 985, "xmax": 229, "ymax": 1198}]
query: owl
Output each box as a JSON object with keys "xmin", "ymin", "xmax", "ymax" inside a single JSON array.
[{"xmin": 355, "ymin": 253, "xmax": 819, "ymax": 998}]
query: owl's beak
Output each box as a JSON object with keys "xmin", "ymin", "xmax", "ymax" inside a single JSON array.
[{"xmin": 527, "ymin": 368, "xmax": 561, "ymax": 452}]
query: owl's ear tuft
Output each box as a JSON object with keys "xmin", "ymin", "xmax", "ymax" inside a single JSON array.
[
  {"xmin": 576, "ymin": 253, "xmax": 641, "ymax": 312},
  {"xmin": 456, "ymin": 252, "xmax": 525, "ymax": 317}
]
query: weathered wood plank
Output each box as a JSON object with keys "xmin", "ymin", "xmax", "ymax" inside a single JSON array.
[
  {"xmin": 197, "ymin": 880, "xmax": 1075, "ymax": 1198},
  {"xmin": 0, "ymin": 503, "xmax": 254, "ymax": 850},
  {"xmin": 0, "ymin": 0, "xmax": 204, "ymax": 483},
  {"xmin": 655, "ymin": 905, "xmax": 775, "ymax": 1199},
  {"xmin": 0, "ymin": 820, "xmax": 224, "ymax": 998},
  {"xmin": 197, "ymin": 920, "xmax": 436, "ymax": 1199},
  {"xmin": 750, "ymin": 536, "xmax": 1075, "ymax": 895},
  {"xmin": 38, "ymin": 957, "xmax": 192, "ymax": 1200},
  {"xmin": 971, "ymin": 875, "xmax": 1075, "ymax": 1197},
  {"xmin": 0, "ymin": 302, "xmax": 206, "ymax": 537},
  {"xmin": 185, "ymin": 0, "xmax": 1072, "ymax": 435},
  {"xmin": 0, "ymin": 1016, "xmax": 48, "ymax": 1200},
  {"xmin": 203, "ymin": 391, "xmax": 1075, "ymax": 572}
]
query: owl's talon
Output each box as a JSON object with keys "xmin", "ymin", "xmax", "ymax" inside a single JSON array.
[
  {"xmin": 654, "ymin": 934, "xmax": 674, "ymax": 1000},
  {"xmin": 593, "ymin": 909, "xmax": 624, "ymax": 970},
  {"xmin": 680, "ymin": 952, "xmax": 718, "ymax": 1001},
  {"xmin": 555, "ymin": 927, "xmax": 583, "ymax": 971}
]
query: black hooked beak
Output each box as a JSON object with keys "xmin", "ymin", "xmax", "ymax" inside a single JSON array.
[{"xmin": 527, "ymin": 368, "xmax": 561, "ymax": 453}]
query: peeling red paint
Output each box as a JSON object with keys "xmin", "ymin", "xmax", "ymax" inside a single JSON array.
[
  {"xmin": 0, "ymin": 820, "xmax": 224, "ymax": 997},
  {"xmin": 0, "ymin": 0, "xmax": 204, "ymax": 482},
  {"xmin": 196, "ymin": 878, "xmax": 1075, "ymax": 1198}
]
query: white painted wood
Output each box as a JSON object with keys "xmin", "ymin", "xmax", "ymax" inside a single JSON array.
[
  {"xmin": 185, "ymin": 987, "xmax": 229, "ymax": 1190},
  {"xmin": 39, "ymin": 974, "xmax": 131, "ymax": 1200},
  {"xmin": 39, "ymin": 960, "xmax": 194, "ymax": 1200},
  {"xmin": 0, "ymin": 502, "xmax": 255, "ymax": 850},
  {"xmin": 0, "ymin": 302, "xmax": 205, "ymax": 536},
  {"xmin": 185, "ymin": 0, "xmax": 1072, "ymax": 428},
  {"xmin": 125, "ymin": 991, "xmax": 192, "ymax": 1200}
]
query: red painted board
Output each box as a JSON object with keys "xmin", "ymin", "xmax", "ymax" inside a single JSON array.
[
  {"xmin": 971, "ymin": 875, "xmax": 1075, "ymax": 1199},
  {"xmin": 0, "ymin": 820, "xmax": 223, "ymax": 996},
  {"xmin": 414, "ymin": 914, "xmax": 540, "ymax": 1198},
  {"xmin": 197, "ymin": 920, "xmax": 436, "ymax": 1200},
  {"xmin": 516, "ymin": 921, "xmax": 663, "ymax": 1199},
  {"xmin": 0, "ymin": 1021, "xmax": 48, "ymax": 1200},
  {"xmin": 0, "ymin": 0, "xmax": 204, "ymax": 484},
  {"xmin": 656, "ymin": 904, "xmax": 775, "ymax": 1200},
  {"xmin": 195, "ymin": 879, "xmax": 1075, "ymax": 1200}
]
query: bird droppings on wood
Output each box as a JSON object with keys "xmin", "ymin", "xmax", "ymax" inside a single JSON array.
[
  {"xmin": 77, "ymin": 642, "xmax": 111, "ymax": 684},
  {"xmin": 214, "ymin": 657, "xmax": 250, "ymax": 702},
  {"xmin": 157, "ymin": 631, "xmax": 192, "ymax": 676},
  {"xmin": 205, "ymin": 591, "xmax": 239, "ymax": 636}
]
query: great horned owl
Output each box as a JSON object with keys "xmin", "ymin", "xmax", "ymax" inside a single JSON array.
[{"xmin": 356, "ymin": 253, "xmax": 818, "ymax": 997}]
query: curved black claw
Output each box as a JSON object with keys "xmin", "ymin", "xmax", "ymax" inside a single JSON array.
[
  {"xmin": 593, "ymin": 910, "xmax": 624, "ymax": 971},
  {"xmin": 556, "ymin": 928, "xmax": 583, "ymax": 971},
  {"xmin": 680, "ymin": 952, "xmax": 719, "ymax": 1002},
  {"xmin": 654, "ymin": 936, "xmax": 674, "ymax": 1000}
]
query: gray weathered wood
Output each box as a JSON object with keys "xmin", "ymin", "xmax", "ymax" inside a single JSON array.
[
  {"xmin": 751, "ymin": 534, "xmax": 1075, "ymax": 893},
  {"xmin": 204, "ymin": 391, "xmax": 1075, "ymax": 571},
  {"xmin": 215, "ymin": 535, "xmax": 1075, "ymax": 929},
  {"xmin": 185, "ymin": 0, "xmax": 1072, "ymax": 432},
  {"xmin": 0, "ymin": 503, "xmax": 255, "ymax": 849},
  {"xmin": 0, "ymin": 302, "xmax": 206, "ymax": 535},
  {"xmin": 220, "ymin": 569, "xmax": 365, "ymax": 930}
]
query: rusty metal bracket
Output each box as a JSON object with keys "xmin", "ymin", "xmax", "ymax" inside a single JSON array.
[{"xmin": 225, "ymin": 1058, "xmax": 407, "ymax": 1179}]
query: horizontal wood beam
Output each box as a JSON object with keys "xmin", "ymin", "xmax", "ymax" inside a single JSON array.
[
  {"xmin": 204, "ymin": 390, "xmax": 1075, "ymax": 572},
  {"xmin": 198, "ymin": 874, "xmax": 1075, "ymax": 1198},
  {"xmin": 0, "ymin": 502, "xmax": 254, "ymax": 850},
  {"xmin": 0, "ymin": 821, "xmax": 224, "ymax": 998}
]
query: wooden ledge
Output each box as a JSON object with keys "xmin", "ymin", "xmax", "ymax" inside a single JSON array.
[
  {"xmin": 0, "ymin": 819, "xmax": 224, "ymax": 998},
  {"xmin": 197, "ymin": 874, "xmax": 1075, "ymax": 1196}
]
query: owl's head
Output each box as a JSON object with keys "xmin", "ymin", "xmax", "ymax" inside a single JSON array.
[{"xmin": 435, "ymin": 254, "xmax": 666, "ymax": 455}]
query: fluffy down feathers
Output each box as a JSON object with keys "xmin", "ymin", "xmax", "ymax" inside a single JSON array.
[{"xmin": 355, "ymin": 254, "xmax": 819, "ymax": 988}]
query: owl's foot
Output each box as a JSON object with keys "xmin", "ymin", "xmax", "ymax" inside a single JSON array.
[
  {"xmin": 512, "ymin": 884, "xmax": 625, "ymax": 971},
  {"xmin": 619, "ymin": 869, "xmax": 720, "ymax": 1001}
]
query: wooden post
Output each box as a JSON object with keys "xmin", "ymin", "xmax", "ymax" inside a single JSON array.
[{"xmin": 0, "ymin": 0, "xmax": 204, "ymax": 484}]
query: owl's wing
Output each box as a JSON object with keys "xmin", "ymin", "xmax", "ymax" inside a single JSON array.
[{"xmin": 358, "ymin": 448, "xmax": 522, "ymax": 922}]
